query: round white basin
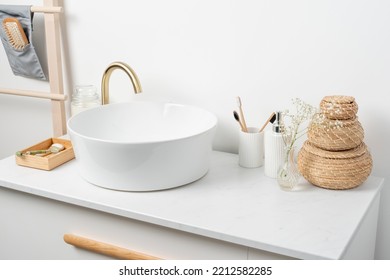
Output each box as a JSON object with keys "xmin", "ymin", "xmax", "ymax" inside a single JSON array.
[{"xmin": 67, "ymin": 101, "xmax": 218, "ymax": 191}]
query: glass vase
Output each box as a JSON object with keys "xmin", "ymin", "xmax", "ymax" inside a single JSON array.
[{"xmin": 277, "ymin": 145, "xmax": 301, "ymax": 191}]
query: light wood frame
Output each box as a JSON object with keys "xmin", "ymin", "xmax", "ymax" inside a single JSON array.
[{"xmin": 0, "ymin": 0, "xmax": 67, "ymax": 136}]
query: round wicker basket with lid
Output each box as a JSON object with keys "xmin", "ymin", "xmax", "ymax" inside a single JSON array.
[
  {"xmin": 308, "ymin": 117, "xmax": 364, "ymax": 151},
  {"xmin": 320, "ymin": 95, "xmax": 358, "ymax": 120},
  {"xmin": 298, "ymin": 95, "xmax": 372, "ymax": 190},
  {"xmin": 298, "ymin": 141, "xmax": 372, "ymax": 190}
]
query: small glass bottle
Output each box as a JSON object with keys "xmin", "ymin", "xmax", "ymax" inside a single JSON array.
[
  {"xmin": 71, "ymin": 85, "xmax": 100, "ymax": 116},
  {"xmin": 264, "ymin": 111, "xmax": 285, "ymax": 178},
  {"xmin": 277, "ymin": 145, "xmax": 300, "ymax": 190}
]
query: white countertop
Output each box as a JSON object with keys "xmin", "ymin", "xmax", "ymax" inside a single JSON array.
[{"xmin": 0, "ymin": 151, "xmax": 384, "ymax": 259}]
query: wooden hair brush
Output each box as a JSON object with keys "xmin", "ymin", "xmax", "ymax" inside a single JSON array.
[{"xmin": 2, "ymin": 18, "xmax": 29, "ymax": 50}]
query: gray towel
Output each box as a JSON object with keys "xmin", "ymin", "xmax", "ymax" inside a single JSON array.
[{"xmin": 0, "ymin": 5, "xmax": 46, "ymax": 80}]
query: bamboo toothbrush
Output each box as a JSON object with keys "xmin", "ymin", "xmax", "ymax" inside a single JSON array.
[
  {"xmin": 2, "ymin": 18, "xmax": 29, "ymax": 51},
  {"xmin": 16, "ymin": 143, "xmax": 65, "ymax": 157},
  {"xmin": 233, "ymin": 110, "xmax": 245, "ymax": 131},
  {"xmin": 236, "ymin": 96, "xmax": 248, "ymax": 132},
  {"xmin": 259, "ymin": 112, "xmax": 277, "ymax": 132}
]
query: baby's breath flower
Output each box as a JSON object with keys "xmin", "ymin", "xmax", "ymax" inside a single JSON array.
[
  {"xmin": 281, "ymin": 98, "xmax": 318, "ymax": 151},
  {"xmin": 310, "ymin": 114, "xmax": 344, "ymax": 130}
]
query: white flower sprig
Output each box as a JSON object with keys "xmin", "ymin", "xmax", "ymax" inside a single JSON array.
[
  {"xmin": 281, "ymin": 98, "xmax": 318, "ymax": 151},
  {"xmin": 310, "ymin": 113, "xmax": 344, "ymax": 131}
]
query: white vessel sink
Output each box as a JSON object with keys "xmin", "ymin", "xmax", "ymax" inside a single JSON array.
[{"xmin": 67, "ymin": 101, "xmax": 218, "ymax": 191}]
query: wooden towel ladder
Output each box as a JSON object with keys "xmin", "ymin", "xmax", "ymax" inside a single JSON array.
[{"xmin": 0, "ymin": 0, "xmax": 67, "ymax": 136}]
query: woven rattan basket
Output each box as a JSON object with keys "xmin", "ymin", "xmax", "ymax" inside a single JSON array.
[
  {"xmin": 320, "ymin": 95, "xmax": 358, "ymax": 120},
  {"xmin": 298, "ymin": 141, "xmax": 372, "ymax": 190},
  {"xmin": 308, "ymin": 118, "xmax": 364, "ymax": 151}
]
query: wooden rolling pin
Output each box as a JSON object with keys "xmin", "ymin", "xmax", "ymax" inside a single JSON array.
[{"xmin": 63, "ymin": 233, "xmax": 161, "ymax": 260}]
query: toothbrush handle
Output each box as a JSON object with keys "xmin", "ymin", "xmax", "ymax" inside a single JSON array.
[
  {"xmin": 238, "ymin": 107, "xmax": 248, "ymax": 132},
  {"xmin": 15, "ymin": 149, "xmax": 49, "ymax": 157}
]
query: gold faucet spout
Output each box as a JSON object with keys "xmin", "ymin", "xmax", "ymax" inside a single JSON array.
[{"xmin": 101, "ymin": 61, "xmax": 142, "ymax": 105}]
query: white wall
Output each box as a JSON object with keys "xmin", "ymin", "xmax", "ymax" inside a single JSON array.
[{"xmin": 1, "ymin": 0, "xmax": 389, "ymax": 259}]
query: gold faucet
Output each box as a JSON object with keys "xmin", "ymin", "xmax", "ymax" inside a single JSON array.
[{"xmin": 101, "ymin": 61, "xmax": 142, "ymax": 105}]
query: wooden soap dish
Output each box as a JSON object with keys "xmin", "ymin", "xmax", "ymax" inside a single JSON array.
[{"xmin": 15, "ymin": 138, "xmax": 75, "ymax": 170}]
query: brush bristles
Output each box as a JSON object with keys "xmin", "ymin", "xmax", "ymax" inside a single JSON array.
[{"xmin": 2, "ymin": 18, "xmax": 29, "ymax": 51}]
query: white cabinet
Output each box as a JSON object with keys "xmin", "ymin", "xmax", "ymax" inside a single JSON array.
[
  {"xmin": 0, "ymin": 187, "xmax": 247, "ymax": 260},
  {"xmin": 0, "ymin": 151, "xmax": 384, "ymax": 260}
]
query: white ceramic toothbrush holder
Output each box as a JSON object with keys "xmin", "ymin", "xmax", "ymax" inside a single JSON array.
[{"xmin": 238, "ymin": 127, "xmax": 264, "ymax": 168}]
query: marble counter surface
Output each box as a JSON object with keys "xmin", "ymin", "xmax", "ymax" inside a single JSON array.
[{"xmin": 0, "ymin": 151, "xmax": 384, "ymax": 259}]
